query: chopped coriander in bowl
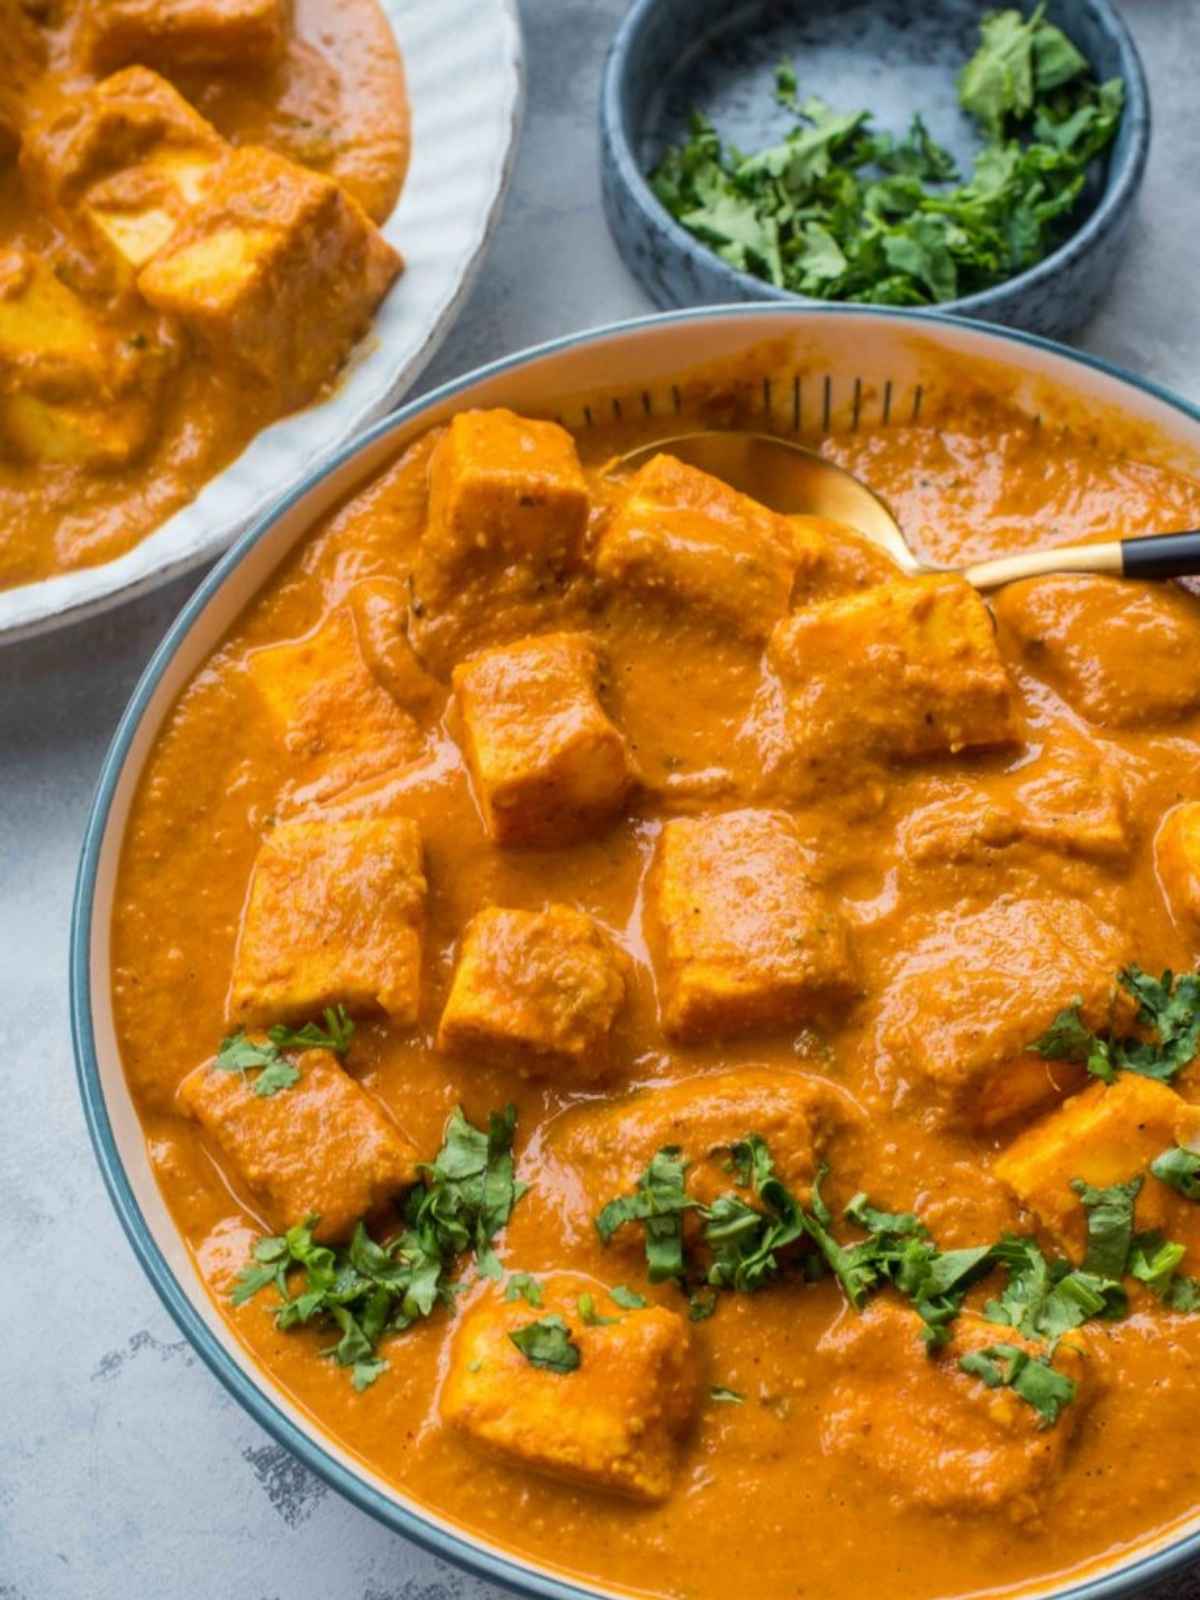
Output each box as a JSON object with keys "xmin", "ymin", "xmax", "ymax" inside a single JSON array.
[{"xmin": 600, "ymin": 0, "xmax": 1149, "ymax": 338}]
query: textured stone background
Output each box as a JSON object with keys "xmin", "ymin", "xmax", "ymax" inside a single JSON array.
[{"xmin": 4, "ymin": 1, "xmax": 1200, "ymax": 1595}]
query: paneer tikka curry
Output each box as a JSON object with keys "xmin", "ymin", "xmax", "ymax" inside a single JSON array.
[
  {"xmin": 0, "ymin": 0, "xmax": 407, "ymax": 590},
  {"xmin": 112, "ymin": 383, "xmax": 1200, "ymax": 1600}
]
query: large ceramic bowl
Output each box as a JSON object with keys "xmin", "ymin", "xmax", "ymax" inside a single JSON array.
[
  {"xmin": 73, "ymin": 306, "xmax": 1200, "ymax": 1600},
  {"xmin": 600, "ymin": 0, "xmax": 1150, "ymax": 340}
]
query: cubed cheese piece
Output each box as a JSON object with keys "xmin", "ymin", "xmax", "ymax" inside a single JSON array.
[
  {"xmin": 245, "ymin": 605, "xmax": 423, "ymax": 801},
  {"xmin": 441, "ymin": 1272, "xmax": 699, "ymax": 1502},
  {"xmin": 0, "ymin": 249, "xmax": 166, "ymax": 466},
  {"xmin": 994, "ymin": 1075, "xmax": 1200, "ymax": 1268},
  {"xmin": 652, "ymin": 808, "xmax": 856, "ymax": 1042},
  {"xmin": 438, "ymin": 906, "xmax": 629, "ymax": 1078},
  {"xmin": 1156, "ymin": 802, "xmax": 1200, "ymax": 934},
  {"xmin": 768, "ymin": 576, "xmax": 1017, "ymax": 774},
  {"xmin": 228, "ymin": 816, "xmax": 426, "ymax": 1028},
  {"xmin": 878, "ymin": 897, "xmax": 1128, "ymax": 1129},
  {"xmin": 596, "ymin": 452, "xmax": 824, "ymax": 643},
  {"xmin": 413, "ymin": 409, "xmax": 589, "ymax": 617},
  {"xmin": 819, "ymin": 1301, "xmax": 1098, "ymax": 1524},
  {"xmin": 138, "ymin": 144, "xmax": 402, "ymax": 410},
  {"xmin": 452, "ymin": 632, "xmax": 633, "ymax": 847},
  {"xmin": 82, "ymin": 0, "xmax": 288, "ymax": 72},
  {"xmin": 21, "ymin": 68, "xmax": 225, "ymax": 280},
  {"xmin": 996, "ymin": 574, "xmax": 1200, "ymax": 729},
  {"xmin": 550, "ymin": 1067, "xmax": 854, "ymax": 1237},
  {"xmin": 178, "ymin": 1047, "xmax": 417, "ymax": 1241}
]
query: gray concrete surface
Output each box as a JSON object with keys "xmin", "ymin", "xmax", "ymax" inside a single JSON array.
[{"xmin": 3, "ymin": 2, "xmax": 1200, "ymax": 1595}]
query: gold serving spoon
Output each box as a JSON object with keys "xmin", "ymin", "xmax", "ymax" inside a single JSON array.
[{"xmin": 611, "ymin": 431, "xmax": 1200, "ymax": 587}]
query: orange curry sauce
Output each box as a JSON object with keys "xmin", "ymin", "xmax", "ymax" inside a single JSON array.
[
  {"xmin": 112, "ymin": 390, "xmax": 1200, "ymax": 1600},
  {"xmin": 0, "ymin": 0, "xmax": 407, "ymax": 590}
]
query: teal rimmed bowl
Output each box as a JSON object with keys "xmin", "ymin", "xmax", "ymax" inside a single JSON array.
[{"xmin": 73, "ymin": 305, "xmax": 1200, "ymax": 1600}]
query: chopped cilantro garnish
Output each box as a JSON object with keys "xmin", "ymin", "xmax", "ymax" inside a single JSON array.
[
  {"xmin": 983, "ymin": 1235, "xmax": 1126, "ymax": 1342},
  {"xmin": 610, "ymin": 1284, "xmax": 648, "ymax": 1309},
  {"xmin": 577, "ymin": 1292, "xmax": 619, "ymax": 1327},
  {"xmin": 508, "ymin": 1314, "xmax": 581, "ymax": 1373},
  {"xmin": 649, "ymin": 6, "xmax": 1122, "ymax": 307},
  {"xmin": 595, "ymin": 1146, "xmax": 694, "ymax": 1282},
  {"xmin": 1031, "ymin": 967, "xmax": 1200, "ymax": 1085},
  {"xmin": 1072, "ymin": 1176, "xmax": 1142, "ymax": 1279},
  {"xmin": 230, "ymin": 1104, "xmax": 526, "ymax": 1386},
  {"xmin": 504, "ymin": 1273, "xmax": 543, "ymax": 1307},
  {"xmin": 709, "ymin": 1385, "xmax": 745, "ymax": 1405},
  {"xmin": 958, "ymin": 1342, "xmax": 1077, "ymax": 1428},
  {"xmin": 1151, "ymin": 1145, "xmax": 1200, "ymax": 1201},
  {"xmin": 214, "ymin": 1005, "xmax": 356, "ymax": 1098}
]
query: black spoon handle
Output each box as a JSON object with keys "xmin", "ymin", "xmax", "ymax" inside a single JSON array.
[{"xmin": 1122, "ymin": 530, "xmax": 1200, "ymax": 580}]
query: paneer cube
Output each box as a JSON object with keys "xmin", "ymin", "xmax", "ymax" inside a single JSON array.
[
  {"xmin": 0, "ymin": 249, "xmax": 167, "ymax": 466},
  {"xmin": 596, "ymin": 452, "xmax": 824, "ymax": 643},
  {"xmin": 437, "ymin": 905, "xmax": 630, "ymax": 1079},
  {"xmin": 652, "ymin": 808, "xmax": 856, "ymax": 1042},
  {"xmin": 441, "ymin": 1272, "xmax": 699, "ymax": 1502},
  {"xmin": 452, "ymin": 632, "xmax": 633, "ymax": 848},
  {"xmin": 1156, "ymin": 802, "xmax": 1200, "ymax": 934},
  {"xmin": 995, "ymin": 1075, "xmax": 1200, "ymax": 1268},
  {"xmin": 228, "ymin": 816, "xmax": 426, "ymax": 1028},
  {"xmin": 413, "ymin": 409, "xmax": 590, "ymax": 617},
  {"xmin": 245, "ymin": 605, "xmax": 424, "ymax": 801},
  {"xmin": 877, "ymin": 897, "xmax": 1128, "ymax": 1129},
  {"xmin": 550, "ymin": 1067, "xmax": 855, "ymax": 1242},
  {"xmin": 768, "ymin": 576, "xmax": 1017, "ymax": 778},
  {"xmin": 178, "ymin": 1047, "xmax": 417, "ymax": 1241},
  {"xmin": 138, "ymin": 145, "xmax": 402, "ymax": 410},
  {"xmin": 21, "ymin": 68, "xmax": 225, "ymax": 281},
  {"xmin": 82, "ymin": 0, "xmax": 288, "ymax": 72},
  {"xmin": 996, "ymin": 574, "xmax": 1200, "ymax": 729},
  {"xmin": 819, "ymin": 1301, "xmax": 1098, "ymax": 1524}
]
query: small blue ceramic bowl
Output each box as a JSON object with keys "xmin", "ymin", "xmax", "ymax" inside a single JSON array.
[{"xmin": 600, "ymin": 0, "xmax": 1150, "ymax": 339}]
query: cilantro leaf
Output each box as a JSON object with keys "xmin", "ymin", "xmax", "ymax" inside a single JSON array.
[
  {"xmin": 1128, "ymin": 1231, "xmax": 1188, "ymax": 1300},
  {"xmin": 959, "ymin": 1342, "xmax": 1077, "ymax": 1427},
  {"xmin": 1072, "ymin": 1176, "xmax": 1142, "ymax": 1279},
  {"xmin": 577, "ymin": 1293, "xmax": 620, "ymax": 1327},
  {"xmin": 214, "ymin": 1006, "xmax": 355, "ymax": 1098},
  {"xmin": 1029, "ymin": 1000, "xmax": 1114, "ymax": 1082},
  {"xmin": 1151, "ymin": 1146, "xmax": 1200, "ymax": 1201},
  {"xmin": 268, "ymin": 1005, "xmax": 355, "ymax": 1056},
  {"xmin": 710, "ymin": 1385, "xmax": 745, "ymax": 1404},
  {"xmin": 610, "ymin": 1284, "xmax": 648, "ymax": 1309},
  {"xmin": 504, "ymin": 1274, "xmax": 543, "ymax": 1307},
  {"xmin": 1030, "ymin": 968, "xmax": 1200, "ymax": 1085},
  {"xmin": 595, "ymin": 1146, "xmax": 694, "ymax": 1283},
  {"xmin": 508, "ymin": 1315, "xmax": 581, "ymax": 1373}
]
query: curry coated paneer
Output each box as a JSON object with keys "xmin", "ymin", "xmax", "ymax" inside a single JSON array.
[
  {"xmin": 246, "ymin": 606, "xmax": 424, "ymax": 802},
  {"xmin": 438, "ymin": 905, "xmax": 630, "ymax": 1079},
  {"xmin": 178, "ymin": 1047, "xmax": 417, "ymax": 1240},
  {"xmin": 452, "ymin": 631, "xmax": 634, "ymax": 847},
  {"xmin": 768, "ymin": 574, "xmax": 1017, "ymax": 784},
  {"xmin": 228, "ymin": 816, "xmax": 426, "ymax": 1028},
  {"xmin": 877, "ymin": 897, "xmax": 1129, "ymax": 1129},
  {"xmin": 996, "ymin": 573, "xmax": 1200, "ymax": 728},
  {"xmin": 596, "ymin": 452, "xmax": 824, "ymax": 643},
  {"xmin": 996, "ymin": 1076, "xmax": 1200, "ymax": 1268},
  {"xmin": 653, "ymin": 808, "xmax": 856, "ymax": 1041},
  {"xmin": 1157, "ymin": 802, "xmax": 1200, "ymax": 936},
  {"xmin": 441, "ymin": 1274, "xmax": 700, "ymax": 1502},
  {"xmin": 81, "ymin": 0, "xmax": 289, "ymax": 72},
  {"xmin": 820, "ymin": 1302, "xmax": 1099, "ymax": 1524},
  {"xmin": 138, "ymin": 145, "xmax": 401, "ymax": 410},
  {"xmin": 110, "ymin": 381, "xmax": 1200, "ymax": 1600}
]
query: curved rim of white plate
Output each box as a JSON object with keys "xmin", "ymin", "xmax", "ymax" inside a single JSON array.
[
  {"xmin": 74, "ymin": 303, "xmax": 1200, "ymax": 1600},
  {"xmin": 1, "ymin": 0, "xmax": 525, "ymax": 647}
]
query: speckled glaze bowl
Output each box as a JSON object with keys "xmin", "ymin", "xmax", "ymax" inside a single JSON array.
[
  {"xmin": 74, "ymin": 305, "xmax": 1200, "ymax": 1600},
  {"xmin": 600, "ymin": 0, "xmax": 1150, "ymax": 338}
]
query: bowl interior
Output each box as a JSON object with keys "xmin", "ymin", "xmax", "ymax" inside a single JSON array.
[
  {"xmin": 76, "ymin": 307, "xmax": 1200, "ymax": 1600},
  {"xmin": 626, "ymin": 0, "xmax": 1130, "ymax": 273}
]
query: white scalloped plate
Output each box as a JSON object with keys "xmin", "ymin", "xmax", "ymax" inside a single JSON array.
[{"xmin": 0, "ymin": 0, "xmax": 524, "ymax": 645}]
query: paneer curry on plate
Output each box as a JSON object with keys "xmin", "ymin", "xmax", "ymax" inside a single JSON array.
[
  {"xmin": 0, "ymin": 0, "xmax": 407, "ymax": 590},
  {"xmin": 112, "ymin": 388, "xmax": 1200, "ymax": 1600}
]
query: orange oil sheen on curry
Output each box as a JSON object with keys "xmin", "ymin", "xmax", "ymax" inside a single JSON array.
[
  {"xmin": 0, "ymin": 0, "xmax": 407, "ymax": 590},
  {"xmin": 112, "ymin": 393, "xmax": 1200, "ymax": 1600}
]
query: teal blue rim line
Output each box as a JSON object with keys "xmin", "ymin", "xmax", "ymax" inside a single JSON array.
[
  {"xmin": 71, "ymin": 303, "xmax": 1200, "ymax": 1600},
  {"xmin": 600, "ymin": 0, "xmax": 1151, "ymax": 318}
]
